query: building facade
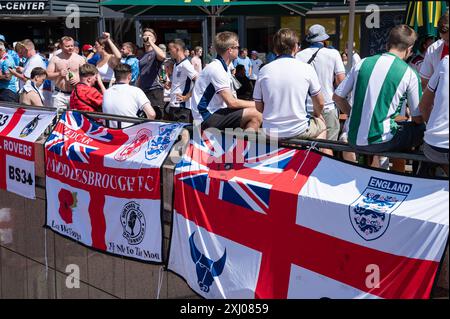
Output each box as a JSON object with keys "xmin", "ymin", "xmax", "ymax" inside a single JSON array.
[
  {"xmin": 0, "ymin": 1, "xmax": 407, "ymax": 60},
  {"xmin": 108, "ymin": 2, "xmax": 406, "ymax": 62},
  {"xmin": 0, "ymin": 0, "xmax": 100, "ymax": 52}
]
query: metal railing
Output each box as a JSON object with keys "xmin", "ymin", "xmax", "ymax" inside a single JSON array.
[{"xmin": 1, "ymin": 102, "xmax": 436, "ymax": 165}]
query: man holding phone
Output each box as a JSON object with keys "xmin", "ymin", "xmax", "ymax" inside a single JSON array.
[{"xmin": 137, "ymin": 28, "xmax": 166, "ymax": 119}]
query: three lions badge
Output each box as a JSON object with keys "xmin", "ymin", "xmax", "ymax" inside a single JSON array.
[{"xmin": 349, "ymin": 177, "xmax": 412, "ymax": 241}]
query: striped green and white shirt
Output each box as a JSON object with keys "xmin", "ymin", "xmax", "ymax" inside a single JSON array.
[{"xmin": 335, "ymin": 53, "xmax": 422, "ymax": 146}]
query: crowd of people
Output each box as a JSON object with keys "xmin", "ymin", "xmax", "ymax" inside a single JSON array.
[{"xmin": 0, "ymin": 11, "xmax": 448, "ymax": 174}]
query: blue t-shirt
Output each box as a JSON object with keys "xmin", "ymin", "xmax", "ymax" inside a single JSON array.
[
  {"xmin": 88, "ymin": 53, "xmax": 100, "ymax": 65},
  {"xmin": 0, "ymin": 54, "xmax": 18, "ymax": 92},
  {"xmin": 233, "ymin": 56, "xmax": 252, "ymax": 77},
  {"xmin": 266, "ymin": 52, "xmax": 276, "ymax": 64},
  {"xmin": 121, "ymin": 55, "xmax": 140, "ymax": 84},
  {"xmin": 8, "ymin": 50, "xmax": 19, "ymax": 66},
  {"xmin": 41, "ymin": 55, "xmax": 52, "ymax": 91}
]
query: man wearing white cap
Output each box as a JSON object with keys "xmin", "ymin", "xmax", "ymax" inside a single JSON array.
[
  {"xmin": 296, "ymin": 24, "xmax": 346, "ymax": 145},
  {"xmin": 249, "ymin": 50, "xmax": 263, "ymax": 85}
]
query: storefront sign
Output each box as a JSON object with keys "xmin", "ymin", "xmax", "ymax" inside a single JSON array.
[{"xmin": 0, "ymin": 1, "xmax": 47, "ymax": 14}]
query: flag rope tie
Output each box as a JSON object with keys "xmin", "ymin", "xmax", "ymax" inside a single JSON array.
[
  {"xmin": 294, "ymin": 141, "xmax": 319, "ymax": 180},
  {"xmin": 156, "ymin": 266, "xmax": 165, "ymax": 299},
  {"xmin": 44, "ymin": 228, "xmax": 48, "ymax": 280}
]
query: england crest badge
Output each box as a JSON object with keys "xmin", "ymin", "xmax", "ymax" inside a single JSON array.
[
  {"xmin": 349, "ymin": 177, "xmax": 412, "ymax": 241},
  {"xmin": 145, "ymin": 124, "xmax": 179, "ymax": 161}
]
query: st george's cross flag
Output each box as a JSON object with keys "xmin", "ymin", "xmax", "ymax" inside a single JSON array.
[
  {"xmin": 45, "ymin": 111, "xmax": 184, "ymax": 262},
  {"xmin": 0, "ymin": 106, "xmax": 56, "ymax": 199},
  {"xmin": 168, "ymin": 133, "xmax": 449, "ymax": 299}
]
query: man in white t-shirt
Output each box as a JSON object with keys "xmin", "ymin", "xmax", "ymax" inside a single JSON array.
[
  {"xmin": 296, "ymin": 24, "xmax": 346, "ymax": 142},
  {"xmin": 419, "ymin": 55, "xmax": 448, "ymax": 170},
  {"xmin": 249, "ymin": 50, "xmax": 263, "ymax": 83},
  {"xmin": 167, "ymin": 39, "xmax": 198, "ymax": 122},
  {"xmin": 254, "ymin": 28, "xmax": 326, "ymax": 140},
  {"xmin": 103, "ymin": 63, "xmax": 156, "ymax": 128},
  {"xmin": 190, "ymin": 31, "xmax": 261, "ymax": 130},
  {"xmin": 9, "ymin": 39, "xmax": 46, "ymax": 91},
  {"xmin": 420, "ymin": 12, "xmax": 448, "ymax": 89}
]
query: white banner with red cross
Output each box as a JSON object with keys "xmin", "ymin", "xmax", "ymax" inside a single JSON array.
[
  {"xmin": 0, "ymin": 106, "xmax": 56, "ymax": 199},
  {"xmin": 168, "ymin": 133, "xmax": 449, "ymax": 299},
  {"xmin": 45, "ymin": 111, "xmax": 184, "ymax": 263}
]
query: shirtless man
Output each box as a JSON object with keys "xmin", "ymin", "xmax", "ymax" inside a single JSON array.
[{"xmin": 46, "ymin": 36, "xmax": 85, "ymax": 110}]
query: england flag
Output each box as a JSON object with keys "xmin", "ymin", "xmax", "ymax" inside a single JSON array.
[{"xmin": 168, "ymin": 134, "xmax": 449, "ymax": 299}]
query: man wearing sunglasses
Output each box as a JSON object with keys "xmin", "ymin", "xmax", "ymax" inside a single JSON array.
[{"xmin": 190, "ymin": 31, "xmax": 261, "ymax": 131}]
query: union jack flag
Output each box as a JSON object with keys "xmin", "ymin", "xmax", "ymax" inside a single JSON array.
[
  {"xmin": 66, "ymin": 141, "xmax": 99, "ymax": 163},
  {"xmin": 46, "ymin": 130, "xmax": 65, "ymax": 156},
  {"xmin": 46, "ymin": 112, "xmax": 101, "ymax": 163},
  {"xmin": 176, "ymin": 136, "xmax": 295, "ymax": 214},
  {"xmin": 63, "ymin": 111, "xmax": 113, "ymax": 142}
]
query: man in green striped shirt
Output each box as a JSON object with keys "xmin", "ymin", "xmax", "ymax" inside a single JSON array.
[{"xmin": 333, "ymin": 24, "xmax": 425, "ymax": 154}]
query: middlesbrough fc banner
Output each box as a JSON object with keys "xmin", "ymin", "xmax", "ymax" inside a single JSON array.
[
  {"xmin": 0, "ymin": 106, "xmax": 56, "ymax": 199},
  {"xmin": 45, "ymin": 111, "xmax": 183, "ymax": 263},
  {"xmin": 168, "ymin": 133, "xmax": 449, "ymax": 299}
]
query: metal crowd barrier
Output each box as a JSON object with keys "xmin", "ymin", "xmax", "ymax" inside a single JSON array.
[{"xmin": 1, "ymin": 102, "xmax": 436, "ymax": 166}]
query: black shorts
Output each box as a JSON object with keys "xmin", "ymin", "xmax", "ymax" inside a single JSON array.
[
  {"xmin": 0, "ymin": 89, "xmax": 19, "ymax": 103},
  {"xmin": 145, "ymin": 88, "xmax": 164, "ymax": 120},
  {"xmin": 355, "ymin": 122, "xmax": 425, "ymax": 153},
  {"xmin": 201, "ymin": 108, "xmax": 244, "ymax": 130},
  {"xmin": 167, "ymin": 106, "xmax": 192, "ymax": 123}
]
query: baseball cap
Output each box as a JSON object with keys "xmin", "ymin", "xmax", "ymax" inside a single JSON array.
[
  {"xmin": 251, "ymin": 50, "xmax": 258, "ymax": 55},
  {"xmin": 306, "ymin": 24, "xmax": 329, "ymax": 43},
  {"xmin": 82, "ymin": 44, "xmax": 93, "ymax": 51},
  {"xmin": 0, "ymin": 34, "xmax": 5, "ymax": 42}
]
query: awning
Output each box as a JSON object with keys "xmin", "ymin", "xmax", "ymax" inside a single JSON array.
[
  {"xmin": 405, "ymin": 1, "xmax": 448, "ymax": 37},
  {"xmin": 100, "ymin": 0, "xmax": 316, "ymax": 17}
]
